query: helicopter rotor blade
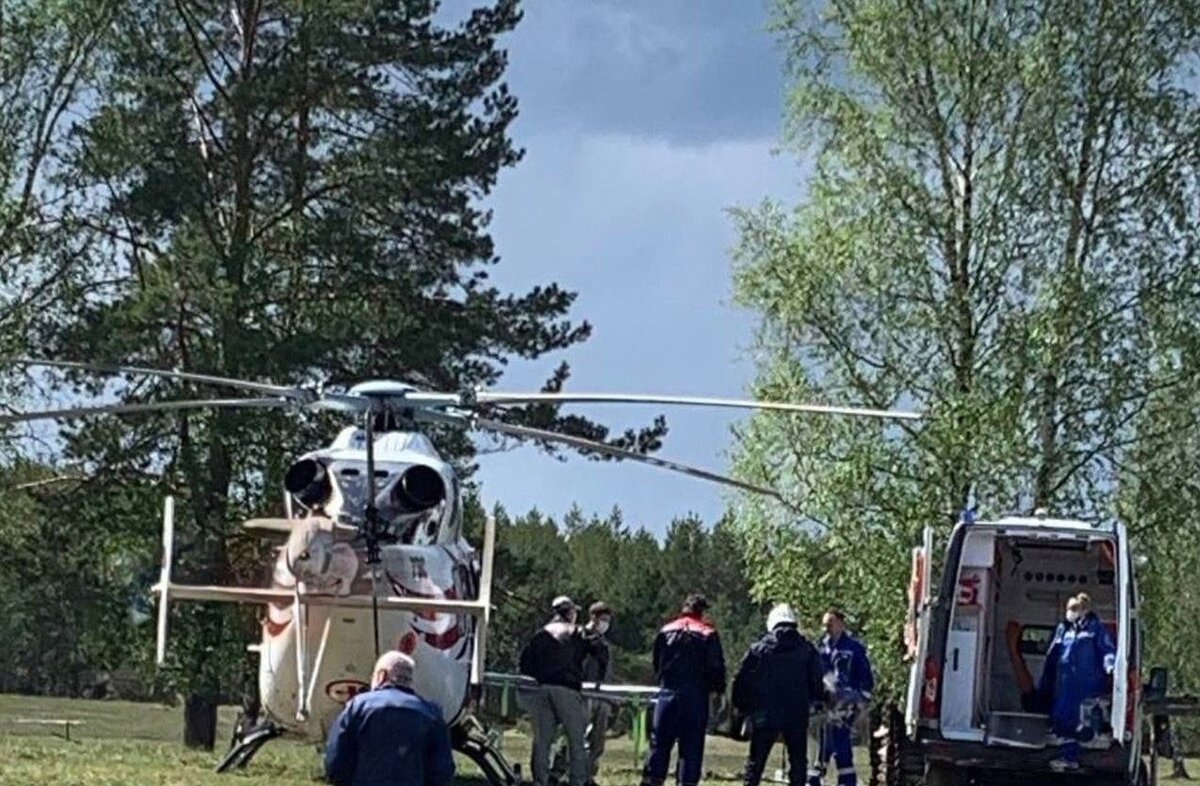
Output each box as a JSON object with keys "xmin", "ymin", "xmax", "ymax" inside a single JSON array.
[
  {"xmin": 475, "ymin": 391, "xmax": 921, "ymax": 421},
  {"xmin": 474, "ymin": 417, "xmax": 782, "ymax": 500},
  {"xmin": 0, "ymin": 397, "xmax": 292, "ymax": 425},
  {"xmin": 12, "ymin": 357, "xmax": 310, "ymax": 400}
]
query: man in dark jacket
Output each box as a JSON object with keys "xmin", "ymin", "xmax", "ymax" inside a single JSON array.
[
  {"xmin": 324, "ymin": 651, "xmax": 455, "ymax": 786},
  {"xmin": 520, "ymin": 595, "xmax": 609, "ymax": 786},
  {"xmin": 640, "ymin": 593, "xmax": 727, "ymax": 786},
  {"xmin": 733, "ymin": 604, "xmax": 825, "ymax": 786}
]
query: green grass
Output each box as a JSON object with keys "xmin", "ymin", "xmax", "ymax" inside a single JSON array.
[
  {"xmin": 0, "ymin": 694, "xmax": 798, "ymax": 786},
  {"xmin": 8, "ymin": 694, "xmax": 1197, "ymax": 785}
]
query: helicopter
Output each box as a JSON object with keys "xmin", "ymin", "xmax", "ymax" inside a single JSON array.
[{"xmin": 3, "ymin": 357, "xmax": 920, "ymax": 781}]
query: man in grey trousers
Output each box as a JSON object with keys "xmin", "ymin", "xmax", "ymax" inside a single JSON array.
[
  {"xmin": 583, "ymin": 601, "xmax": 615, "ymax": 785},
  {"xmin": 520, "ymin": 596, "xmax": 609, "ymax": 786}
]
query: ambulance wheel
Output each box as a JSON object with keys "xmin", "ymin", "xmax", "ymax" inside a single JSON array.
[{"xmin": 870, "ymin": 703, "xmax": 923, "ymax": 786}]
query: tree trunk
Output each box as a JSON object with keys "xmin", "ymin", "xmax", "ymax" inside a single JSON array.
[{"xmin": 184, "ymin": 693, "xmax": 219, "ymax": 750}]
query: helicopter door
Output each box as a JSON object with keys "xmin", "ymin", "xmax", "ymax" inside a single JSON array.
[
  {"xmin": 1111, "ymin": 521, "xmax": 1132, "ymax": 745},
  {"xmin": 904, "ymin": 526, "xmax": 934, "ymax": 735}
]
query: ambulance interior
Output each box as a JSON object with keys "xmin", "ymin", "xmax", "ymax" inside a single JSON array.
[{"xmin": 939, "ymin": 527, "xmax": 1120, "ymax": 745}]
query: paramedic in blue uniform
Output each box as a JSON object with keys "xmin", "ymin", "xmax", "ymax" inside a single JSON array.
[
  {"xmin": 809, "ymin": 609, "xmax": 874, "ymax": 786},
  {"xmin": 640, "ymin": 593, "xmax": 727, "ymax": 786},
  {"xmin": 324, "ymin": 651, "xmax": 455, "ymax": 786},
  {"xmin": 1038, "ymin": 593, "xmax": 1116, "ymax": 773}
]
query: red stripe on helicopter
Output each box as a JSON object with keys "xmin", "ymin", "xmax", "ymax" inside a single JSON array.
[
  {"xmin": 265, "ymin": 605, "xmax": 292, "ymax": 638},
  {"xmin": 264, "ymin": 619, "xmax": 289, "ymax": 637},
  {"xmin": 423, "ymin": 626, "xmax": 462, "ymax": 650},
  {"xmin": 388, "ymin": 578, "xmax": 464, "ymax": 651}
]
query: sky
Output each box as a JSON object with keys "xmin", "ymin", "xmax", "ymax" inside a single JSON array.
[{"xmin": 445, "ymin": 1, "xmax": 809, "ymax": 535}]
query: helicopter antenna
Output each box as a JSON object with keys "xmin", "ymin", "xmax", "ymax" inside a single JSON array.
[{"xmin": 363, "ymin": 408, "xmax": 382, "ymax": 657}]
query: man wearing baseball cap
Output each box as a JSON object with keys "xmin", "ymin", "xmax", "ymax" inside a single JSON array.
[
  {"xmin": 520, "ymin": 595, "xmax": 609, "ymax": 786},
  {"xmin": 583, "ymin": 601, "xmax": 616, "ymax": 784}
]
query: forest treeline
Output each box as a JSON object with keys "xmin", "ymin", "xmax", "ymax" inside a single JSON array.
[
  {"xmin": 0, "ymin": 485, "xmax": 771, "ymax": 698},
  {"xmin": 6, "ymin": 0, "xmax": 1200, "ymax": 751}
]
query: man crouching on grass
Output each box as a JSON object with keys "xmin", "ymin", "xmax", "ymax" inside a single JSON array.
[{"xmin": 324, "ymin": 651, "xmax": 455, "ymax": 786}]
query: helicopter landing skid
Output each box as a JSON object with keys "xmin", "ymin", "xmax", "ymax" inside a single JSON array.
[
  {"xmin": 453, "ymin": 717, "xmax": 521, "ymax": 786},
  {"xmin": 214, "ymin": 722, "xmax": 284, "ymax": 773}
]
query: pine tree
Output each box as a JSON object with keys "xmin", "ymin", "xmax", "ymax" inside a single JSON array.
[{"xmin": 33, "ymin": 0, "xmax": 658, "ymax": 746}]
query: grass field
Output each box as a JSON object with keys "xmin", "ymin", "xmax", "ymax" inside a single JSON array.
[
  {"xmin": 5, "ymin": 694, "xmax": 1198, "ymax": 785},
  {"xmin": 0, "ymin": 694, "xmax": 842, "ymax": 786}
]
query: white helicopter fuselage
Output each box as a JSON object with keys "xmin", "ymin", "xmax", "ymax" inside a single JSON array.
[
  {"xmin": 262, "ymin": 426, "xmax": 478, "ymax": 737},
  {"xmin": 259, "ymin": 537, "xmax": 478, "ymax": 737},
  {"xmin": 155, "ymin": 424, "xmax": 489, "ymax": 742}
]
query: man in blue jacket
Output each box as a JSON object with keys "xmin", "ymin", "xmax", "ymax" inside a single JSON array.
[
  {"xmin": 733, "ymin": 604, "xmax": 826, "ymax": 786},
  {"xmin": 1038, "ymin": 593, "xmax": 1116, "ymax": 773},
  {"xmin": 809, "ymin": 610, "xmax": 873, "ymax": 786},
  {"xmin": 324, "ymin": 651, "xmax": 455, "ymax": 786},
  {"xmin": 640, "ymin": 593, "xmax": 727, "ymax": 786}
]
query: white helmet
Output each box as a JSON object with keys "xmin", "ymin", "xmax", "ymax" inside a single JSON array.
[{"xmin": 766, "ymin": 603, "xmax": 798, "ymax": 631}]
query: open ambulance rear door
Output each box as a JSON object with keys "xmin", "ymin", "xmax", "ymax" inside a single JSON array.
[
  {"xmin": 905, "ymin": 526, "xmax": 934, "ymax": 737},
  {"xmin": 1112, "ymin": 520, "xmax": 1141, "ymax": 767}
]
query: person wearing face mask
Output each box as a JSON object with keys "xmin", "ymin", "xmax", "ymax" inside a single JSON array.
[
  {"xmin": 520, "ymin": 596, "xmax": 609, "ymax": 786},
  {"xmin": 582, "ymin": 602, "xmax": 615, "ymax": 785},
  {"xmin": 1038, "ymin": 593, "xmax": 1117, "ymax": 772}
]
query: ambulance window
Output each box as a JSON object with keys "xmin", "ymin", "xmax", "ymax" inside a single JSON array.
[{"xmin": 1019, "ymin": 625, "xmax": 1056, "ymax": 656}]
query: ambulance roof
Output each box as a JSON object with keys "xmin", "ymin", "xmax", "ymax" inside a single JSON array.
[{"xmin": 975, "ymin": 515, "xmax": 1117, "ymax": 535}]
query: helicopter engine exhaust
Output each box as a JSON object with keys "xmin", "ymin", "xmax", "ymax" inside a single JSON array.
[
  {"xmin": 394, "ymin": 465, "xmax": 445, "ymax": 511},
  {"xmin": 285, "ymin": 458, "xmax": 331, "ymax": 508}
]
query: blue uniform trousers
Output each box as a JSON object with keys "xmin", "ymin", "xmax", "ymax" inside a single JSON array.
[
  {"xmin": 641, "ymin": 688, "xmax": 709, "ymax": 786},
  {"xmin": 807, "ymin": 715, "xmax": 856, "ymax": 786}
]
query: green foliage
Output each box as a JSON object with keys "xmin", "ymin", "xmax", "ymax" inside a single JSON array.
[
  {"xmin": 732, "ymin": 0, "xmax": 1200, "ymax": 696},
  {"xmin": 1117, "ymin": 388, "xmax": 1200, "ymax": 745},
  {"xmin": 14, "ymin": 0, "xmax": 653, "ymax": 712},
  {"xmin": 0, "ymin": 0, "xmax": 113, "ymax": 361},
  {"xmin": 487, "ymin": 507, "xmax": 764, "ymax": 686},
  {"xmin": 0, "ymin": 465, "xmax": 156, "ymax": 696}
]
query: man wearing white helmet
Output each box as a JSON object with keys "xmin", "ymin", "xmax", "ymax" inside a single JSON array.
[
  {"xmin": 732, "ymin": 604, "xmax": 825, "ymax": 786},
  {"xmin": 520, "ymin": 595, "xmax": 609, "ymax": 786}
]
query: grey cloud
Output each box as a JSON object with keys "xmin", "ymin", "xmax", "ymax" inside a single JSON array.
[{"xmin": 441, "ymin": 0, "xmax": 787, "ymax": 145}]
